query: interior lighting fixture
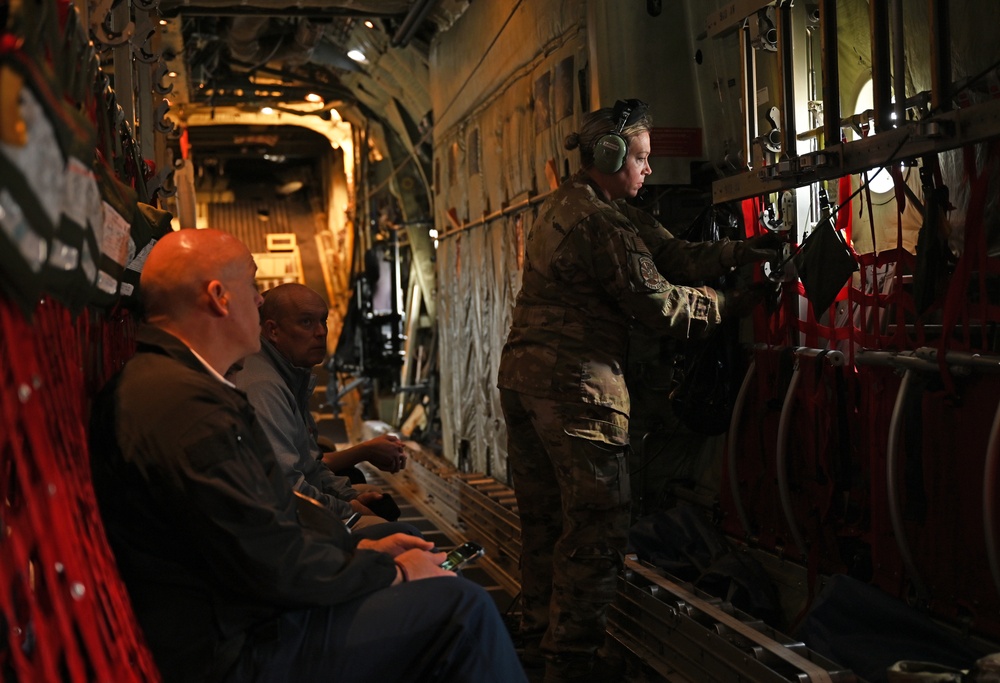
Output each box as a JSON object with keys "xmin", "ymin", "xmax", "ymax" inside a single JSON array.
[
  {"xmin": 364, "ymin": 20, "xmax": 374, "ymax": 28},
  {"xmin": 260, "ymin": 106, "xmax": 275, "ymax": 115},
  {"xmin": 305, "ymin": 93, "xmax": 323, "ymax": 103},
  {"xmin": 347, "ymin": 49, "xmax": 367, "ymax": 63}
]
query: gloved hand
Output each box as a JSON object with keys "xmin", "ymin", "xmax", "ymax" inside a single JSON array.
[
  {"xmin": 734, "ymin": 231, "xmax": 784, "ymax": 266},
  {"xmin": 720, "ymin": 281, "xmax": 782, "ymax": 318}
]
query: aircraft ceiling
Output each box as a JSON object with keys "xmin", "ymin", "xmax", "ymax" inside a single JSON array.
[{"xmin": 156, "ymin": 0, "xmax": 469, "ymax": 181}]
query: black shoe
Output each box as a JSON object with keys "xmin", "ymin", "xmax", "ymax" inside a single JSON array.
[
  {"xmin": 541, "ymin": 651, "xmax": 628, "ymax": 683},
  {"xmin": 518, "ymin": 642, "xmax": 545, "ymax": 670},
  {"xmin": 542, "ymin": 655, "xmax": 593, "ymax": 683}
]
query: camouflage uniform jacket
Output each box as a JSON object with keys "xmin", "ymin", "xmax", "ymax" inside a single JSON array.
[{"xmin": 497, "ymin": 170, "xmax": 736, "ymax": 423}]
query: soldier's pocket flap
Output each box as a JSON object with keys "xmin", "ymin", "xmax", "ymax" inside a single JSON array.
[{"xmin": 562, "ymin": 409, "xmax": 629, "ymax": 448}]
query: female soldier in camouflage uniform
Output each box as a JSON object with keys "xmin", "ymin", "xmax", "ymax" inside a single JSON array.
[{"xmin": 497, "ymin": 100, "xmax": 778, "ymax": 683}]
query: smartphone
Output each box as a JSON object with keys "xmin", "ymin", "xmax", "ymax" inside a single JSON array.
[
  {"xmin": 344, "ymin": 512, "xmax": 362, "ymax": 531},
  {"xmin": 439, "ymin": 541, "xmax": 485, "ymax": 571}
]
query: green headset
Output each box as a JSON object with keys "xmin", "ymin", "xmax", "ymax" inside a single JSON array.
[{"xmin": 592, "ymin": 99, "xmax": 648, "ymax": 174}]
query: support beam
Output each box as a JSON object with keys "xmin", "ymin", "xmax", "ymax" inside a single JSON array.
[
  {"xmin": 869, "ymin": 0, "xmax": 893, "ymax": 132},
  {"xmin": 820, "ymin": 0, "xmax": 840, "ymax": 147}
]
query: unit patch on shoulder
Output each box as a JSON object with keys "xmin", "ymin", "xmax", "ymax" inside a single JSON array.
[{"xmin": 638, "ymin": 256, "xmax": 666, "ymax": 290}]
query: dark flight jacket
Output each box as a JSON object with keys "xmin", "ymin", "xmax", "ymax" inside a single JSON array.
[{"xmin": 89, "ymin": 326, "xmax": 396, "ymax": 682}]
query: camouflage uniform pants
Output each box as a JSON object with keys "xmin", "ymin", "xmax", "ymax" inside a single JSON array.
[{"xmin": 499, "ymin": 389, "xmax": 631, "ymax": 661}]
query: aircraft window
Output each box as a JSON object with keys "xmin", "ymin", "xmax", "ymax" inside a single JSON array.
[
  {"xmin": 535, "ymin": 72, "xmax": 551, "ymax": 132},
  {"xmin": 449, "ymin": 142, "xmax": 459, "ymax": 187},
  {"xmin": 468, "ymin": 128, "xmax": 481, "ymax": 175},
  {"xmin": 853, "ymin": 78, "xmax": 896, "ymax": 194},
  {"xmin": 555, "ymin": 56, "xmax": 574, "ymax": 120}
]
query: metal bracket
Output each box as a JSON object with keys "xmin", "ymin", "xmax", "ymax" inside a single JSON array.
[{"xmin": 89, "ymin": 0, "xmax": 134, "ymax": 47}]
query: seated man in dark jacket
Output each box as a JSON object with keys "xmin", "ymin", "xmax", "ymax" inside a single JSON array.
[
  {"xmin": 89, "ymin": 228, "xmax": 525, "ymax": 683},
  {"xmin": 228, "ymin": 282, "xmax": 407, "ymax": 530}
]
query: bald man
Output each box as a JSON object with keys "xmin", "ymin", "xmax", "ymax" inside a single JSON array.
[
  {"xmin": 89, "ymin": 229, "xmax": 526, "ymax": 683},
  {"xmin": 228, "ymin": 282, "xmax": 407, "ymax": 529}
]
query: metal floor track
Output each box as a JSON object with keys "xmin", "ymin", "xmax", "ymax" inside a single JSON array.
[{"xmin": 365, "ymin": 444, "xmax": 860, "ymax": 683}]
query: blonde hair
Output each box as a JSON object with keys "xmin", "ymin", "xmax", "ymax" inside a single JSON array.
[{"xmin": 565, "ymin": 105, "xmax": 653, "ymax": 167}]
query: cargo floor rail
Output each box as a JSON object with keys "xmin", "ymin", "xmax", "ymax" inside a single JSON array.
[
  {"xmin": 374, "ymin": 444, "xmax": 859, "ymax": 683},
  {"xmin": 611, "ymin": 558, "xmax": 858, "ymax": 683}
]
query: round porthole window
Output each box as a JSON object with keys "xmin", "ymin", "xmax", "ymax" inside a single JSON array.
[{"xmin": 854, "ymin": 79, "xmax": 897, "ymax": 195}]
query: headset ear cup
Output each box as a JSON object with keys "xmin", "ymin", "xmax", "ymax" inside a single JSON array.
[{"xmin": 593, "ymin": 132, "xmax": 628, "ymax": 173}]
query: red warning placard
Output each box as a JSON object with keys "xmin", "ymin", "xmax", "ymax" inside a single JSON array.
[{"xmin": 650, "ymin": 127, "xmax": 703, "ymax": 157}]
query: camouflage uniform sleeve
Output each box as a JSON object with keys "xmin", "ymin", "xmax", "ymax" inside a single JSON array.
[
  {"xmin": 615, "ymin": 201, "xmax": 738, "ymax": 284},
  {"xmin": 573, "ymin": 212, "xmax": 723, "ymax": 339}
]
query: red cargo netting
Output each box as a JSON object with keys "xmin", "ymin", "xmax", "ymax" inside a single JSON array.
[{"xmin": 0, "ymin": 294, "xmax": 158, "ymax": 682}]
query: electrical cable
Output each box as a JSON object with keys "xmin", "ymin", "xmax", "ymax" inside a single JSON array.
[{"xmin": 764, "ymin": 130, "xmax": 914, "ymax": 275}]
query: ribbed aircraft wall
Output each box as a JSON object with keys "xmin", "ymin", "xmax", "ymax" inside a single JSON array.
[
  {"xmin": 428, "ymin": 0, "xmax": 715, "ymax": 479},
  {"xmin": 429, "ymin": 0, "xmax": 588, "ymax": 479}
]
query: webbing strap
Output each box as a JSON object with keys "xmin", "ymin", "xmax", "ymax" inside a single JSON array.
[{"xmin": 937, "ymin": 143, "xmax": 997, "ymax": 393}]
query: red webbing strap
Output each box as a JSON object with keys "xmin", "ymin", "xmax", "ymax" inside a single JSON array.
[
  {"xmin": 834, "ymin": 175, "xmax": 855, "ymax": 308},
  {"xmin": 786, "ymin": 288, "xmax": 855, "ymax": 344},
  {"xmin": 0, "ymin": 294, "xmax": 157, "ymax": 683},
  {"xmin": 741, "ymin": 196, "xmax": 758, "ymax": 240},
  {"xmin": 861, "ymin": 178, "xmax": 884, "ymax": 345},
  {"xmin": 848, "ymin": 248, "xmax": 917, "ymax": 350},
  {"xmin": 890, "ymin": 175, "xmax": 909, "ymax": 349}
]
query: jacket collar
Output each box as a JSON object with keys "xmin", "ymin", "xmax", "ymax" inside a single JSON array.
[
  {"xmin": 136, "ymin": 324, "xmax": 208, "ymax": 374},
  {"xmin": 571, "ymin": 168, "xmax": 613, "ymax": 205},
  {"xmin": 258, "ymin": 336, "xmax": 317, "ymax": 397}
]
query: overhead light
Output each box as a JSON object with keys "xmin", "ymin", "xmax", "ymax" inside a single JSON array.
[
  {"xmin": 305, "ymin": 93, "xmax": 323, "ymax": 103},
  {"xmin": 364, "ymin": 20, "xmax": 374, "ymax": 28},
  {"xmin": 347, "ymin": 49, "xmax": 367, "ymax": 63},
  {"xmin": 276, "ymin": 180, "xmax": 304, "ymax": 196},
  {"xmin": 260, "ymin": 106, "xmax": 275, "ymax": 115},
  {"xmin": 158, "ymin": 19, "xmax": 168, "ymax": 25},
  {"xmin": 167, "ymin": 71, "xmax": 178, "ymax": 78}
]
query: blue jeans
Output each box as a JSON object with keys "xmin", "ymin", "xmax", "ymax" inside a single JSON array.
[{"xmin": 224, "ymin": 577, "xmax": 527, "ymax": 683}]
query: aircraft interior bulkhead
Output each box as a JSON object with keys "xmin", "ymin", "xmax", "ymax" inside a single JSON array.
[{"xmin": 3, "ymin": 0, "xmax": 1000, "ymax": 681}]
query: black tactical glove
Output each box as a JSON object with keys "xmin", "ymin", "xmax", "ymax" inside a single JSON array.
[
  {"xmin": 720, "ymin": 281, "xmax": 782, "ymax": 318},
  {"xmin": 733, "ymin": 232, "xmax": 784, "ymax": 266}
]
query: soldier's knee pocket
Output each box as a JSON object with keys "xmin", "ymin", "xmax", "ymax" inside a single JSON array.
[
  {"xmin": 572, "ymin": 442, "xmax": 630, "ymax": 508},
  {"xmin": 568, "ymin": 543, "xmax": 624, "ymax": 571}
]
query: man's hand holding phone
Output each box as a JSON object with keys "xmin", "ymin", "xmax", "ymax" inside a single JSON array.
[
  {"xmin": 361, "ymin": 536, "xmax": 487, "ymax": 585},
  {"xmin": 439, "ymin": 541, "xmax": 485, "ymax": 571},
  {"xmin": 356, "ymin": 532, "xmax": 431, "ymax": 557},
  {"xmin": 393, "ymin": 548, "xmax": 454, "ymax": 583}
]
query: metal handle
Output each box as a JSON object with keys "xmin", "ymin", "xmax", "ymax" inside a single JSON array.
[
  {"xmin": 775, "ymin": 348, "xmax": 845, "ymax": 559},
  {"xmin": 776, "ymin": 360, "xmax": 808, "ymax": 559},
  {"xmin": 985, "ymin": 390, "xmax": 1000, "ymax": 600},
  {"xmin": 886, "ymin": 367, "xmax": 928, "ymax": 603},
  {"xmin": 727, "ymin": 359, "xmax": 757, "ymax": 538}
]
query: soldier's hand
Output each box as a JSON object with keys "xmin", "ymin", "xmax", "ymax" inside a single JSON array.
[
  {"xmin": 734, "ymin": 232, "xmax": 784, "ymax": 265},
  {"xmin": 721, "ymin": 282, "xmax": 779, "ymax": 318}
]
